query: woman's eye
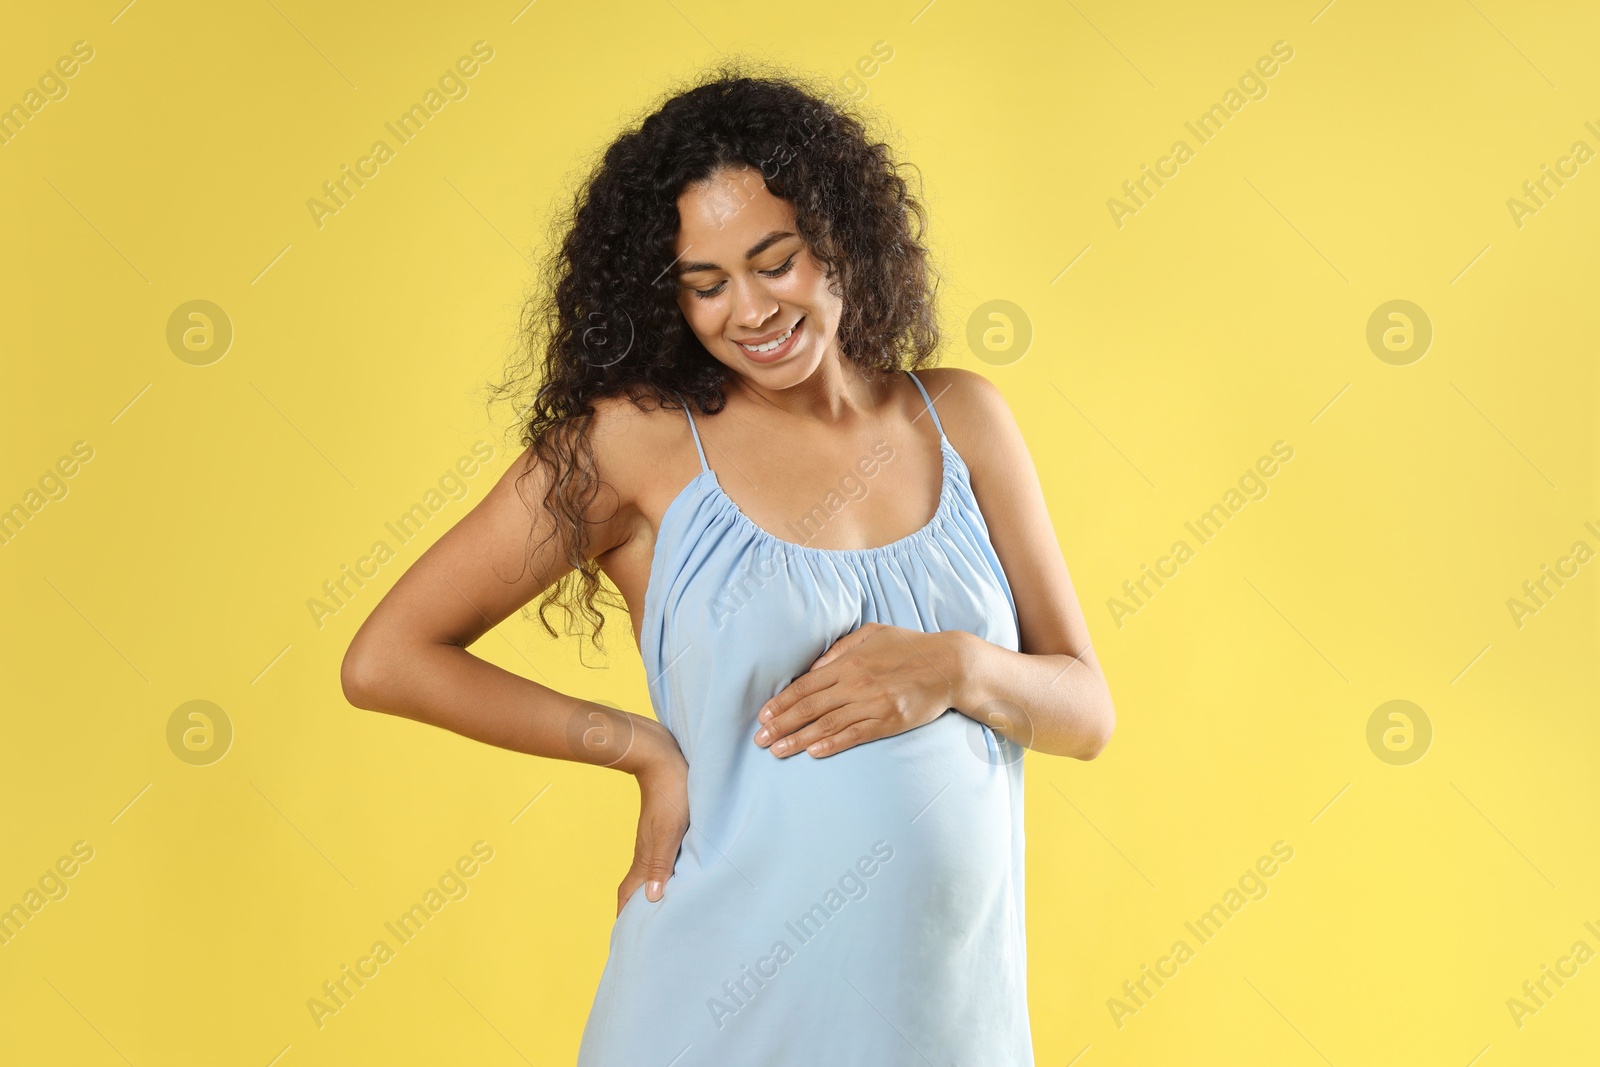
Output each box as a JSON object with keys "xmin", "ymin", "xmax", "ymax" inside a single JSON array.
[
  {"xmin": 688, "ymin": 256, "xmax": 795, "ymax": 300},
  {"xmin": 760, "ymin": 255, "xmax": 796, "ymax": 278}
]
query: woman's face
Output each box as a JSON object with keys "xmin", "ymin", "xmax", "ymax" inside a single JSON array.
[{"xmin": 672, "ymin": 166, "xmax": 842, "ymax": 388}]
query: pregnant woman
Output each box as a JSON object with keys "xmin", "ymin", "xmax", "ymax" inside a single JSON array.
[{"xmin": 341, "ymin": 68, "xmax": 1115, "ymax": 1065}]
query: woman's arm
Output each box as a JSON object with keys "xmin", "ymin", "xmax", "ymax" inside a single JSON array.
[
  {"xmin": 340, "ymin": 403, "xmax": 690, "ymax": 911},
  {"xmin": 938, "ymin": 366, "xmax": 1115, "ymax": 759},
  {"xmin": 340, "ymin": 424, "xmax": 663, "ymax": 769},
  {"xmin": 751, "ymin": 368, "xmax": 1116, "ymax": 761}
]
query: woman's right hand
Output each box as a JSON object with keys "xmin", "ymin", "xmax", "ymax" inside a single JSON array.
[{"xmin": 615, "ymin": 722, "xmax": 690, "ymax": 917}]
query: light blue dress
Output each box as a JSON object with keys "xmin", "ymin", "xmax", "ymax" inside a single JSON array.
[{"xmin": 577, "ymin": 370, "xmax": 1032, "ymax": 1065}]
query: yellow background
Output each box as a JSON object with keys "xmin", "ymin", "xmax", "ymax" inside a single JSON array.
[{"xmin": 3, "ymin": 0, "xmax": 1597, "ymax": 1063}]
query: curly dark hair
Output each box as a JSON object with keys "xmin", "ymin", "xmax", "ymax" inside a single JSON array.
[{"xmin": 487, "ymin": 59, "xmax": 942, "ymax": 657}]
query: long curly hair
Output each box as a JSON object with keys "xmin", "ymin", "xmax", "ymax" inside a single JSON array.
[{"xmin": 488, "ymin": 60, "xmax": 942, "ymax": 657}]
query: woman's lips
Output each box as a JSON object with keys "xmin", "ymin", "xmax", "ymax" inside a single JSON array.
[{"xmin": 735, "ymin": 317, "xmax": 803, "ymax": 363}]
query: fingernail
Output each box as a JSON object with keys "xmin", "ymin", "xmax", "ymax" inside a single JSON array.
[
  {"xmin": 754, "ymin": 727, "xmax": 770, "ymax": 745},
  {"xmin": 646, "ymin": 880, "xmax": 663, "ymax": 901},
  {"xmin": 758, "ymin": 706, "xmax": 773, "ymax": 722},
  {"xmin": 772, "ymin": 739, "xmax": 788, "ymax": 755}
]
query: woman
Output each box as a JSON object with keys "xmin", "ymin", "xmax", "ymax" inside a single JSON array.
[{"xmin": 341, "ymin": 66, "xmax": 1115, "ymax": 1065}]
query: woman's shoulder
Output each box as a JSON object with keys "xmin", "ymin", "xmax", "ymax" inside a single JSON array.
[
  {"xmin": 906, "ymin": 365, "xmax": 1024, "ymax": 482},
  {"xmin": 907, "ymin": 366, "xmax": 1012, "ymax": 433},
  {"xmin": 585, "ymin": 389, "xmax": 701, "ymax": 505},
  {"xmin": 479, "ymin": 391, "xmax": 695, "ymax": 570},
  {"xmin": 588, "ymin": 386, "xmax": 693, "ymax": 445}
]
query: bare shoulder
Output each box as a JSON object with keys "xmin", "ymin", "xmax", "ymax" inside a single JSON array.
[
  {"xmin": 911, "ymin": 365, "xmax": 1011, "ymax": 422},
  {"xmin": 587, "ymin": 390, "xmax": 697, "ymax": 496},
  {"xmin": 492, "ymin": 392, "xmax": 674, "ymax": 491},
  {"xmin": 908, "ymin": 366, "xmax": 1020, "ymax": 475},
  {"xmin": 581, "ymin": 391, "xmax": 703, "ymax": 551},
  {"xmin": 482, "ymin": 390, "xmax": 696, "ymax": 554}
]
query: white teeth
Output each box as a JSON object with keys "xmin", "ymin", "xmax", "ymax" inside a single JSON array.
[{"xmin": 738, "ymin": 321, "xmax": 797, "ymax": 354}]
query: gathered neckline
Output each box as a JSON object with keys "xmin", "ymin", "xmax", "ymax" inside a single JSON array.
[
  {"xmin": 638, "ymin": 432, "xmax": 987, "ymax": 705},
  {"xmin": 683, "ymin": 434, "xmax": 961, "ymax": 562}
]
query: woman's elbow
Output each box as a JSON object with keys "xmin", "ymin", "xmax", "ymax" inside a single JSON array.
[
  {"xmin": 340, "ymin": 643, "xmax": 385, "ymax": 710},
  {"xmin": 1076, "ymin": 696, "xmax": 1116, "ymax": 761}
]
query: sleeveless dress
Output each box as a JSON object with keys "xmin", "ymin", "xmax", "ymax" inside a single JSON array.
[{"xmin": 577, "ymin": 370, "xmax": 1033, "ymax": 1066}]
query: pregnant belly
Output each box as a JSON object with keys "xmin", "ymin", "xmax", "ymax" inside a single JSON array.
[
  {"xmin": 592, "ymin": 711, "xmax": 1025, "ymax": 1065},
  {"xmin": 673, "ymin": 708, "xmax": 1021, "ymax": 907},
  {"xmin": 598, "ymin": 707, "xmax": 1024, "ymax": 1040}
]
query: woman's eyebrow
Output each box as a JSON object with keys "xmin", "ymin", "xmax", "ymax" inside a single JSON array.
[{"xmin": 674, "ymin": 230, "xmax": 796, "ymax": 276}]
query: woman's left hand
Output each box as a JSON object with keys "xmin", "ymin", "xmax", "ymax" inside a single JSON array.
[{"xmin": 753, "ymin": 622, "xmax": 965, "ymax": 758}]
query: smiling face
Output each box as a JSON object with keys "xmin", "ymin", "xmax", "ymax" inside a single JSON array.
[{"xmin": 672, "ymin": 166, "xmax": 843, "ymax": 388}]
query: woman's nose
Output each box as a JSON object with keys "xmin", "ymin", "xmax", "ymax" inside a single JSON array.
[{"xmin": 730, "ymin": 280, "xmax": 779, "ymax": 330}]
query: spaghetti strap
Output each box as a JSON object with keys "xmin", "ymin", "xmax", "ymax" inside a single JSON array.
[
  {"xmin": 680, "ymin": 403, "xmax": 710, "ymax": 473},
  {"xmin": 906, "ymin": 370, "xmax": 946, "ymax": 438}
]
